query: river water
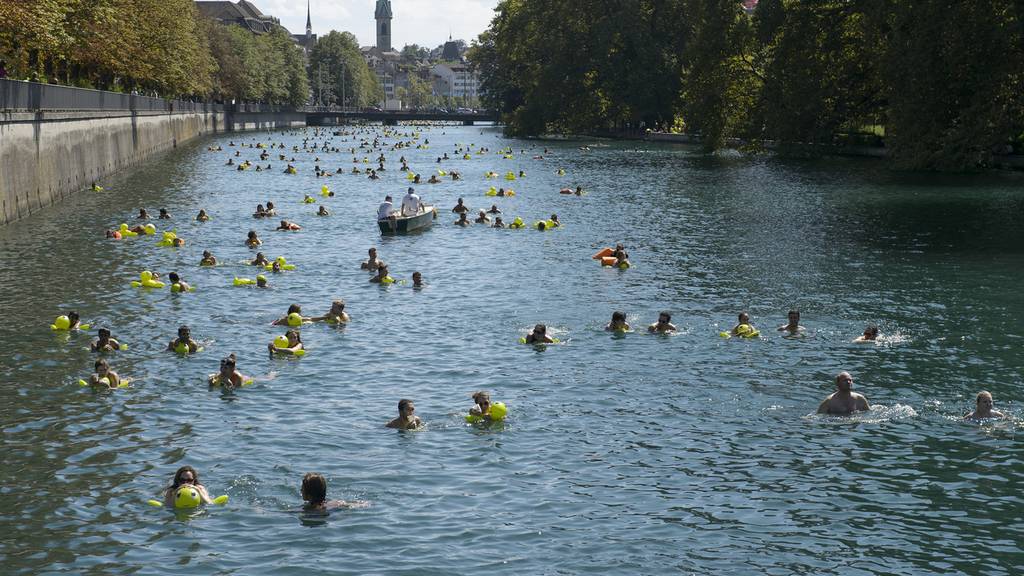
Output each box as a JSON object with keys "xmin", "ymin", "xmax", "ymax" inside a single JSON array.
[{"xmin": 1, "ymin": 125, "xmax": 1023, "ymax": 575}]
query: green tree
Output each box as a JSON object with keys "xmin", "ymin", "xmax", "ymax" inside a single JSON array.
[{"xmin": 310, "ymin": 31, "xmax": 384, "ymax": 107}]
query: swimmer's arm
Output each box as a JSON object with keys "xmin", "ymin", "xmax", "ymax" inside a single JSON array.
[
  {"xmin": 857, "ymin": 396, "xmax": 871, "ymax": 411},
  {"xmin": 167, "ymin": 340, "xmax": 177, "ymax": 351},
  {"xmin": 107, "ymin": 371, "xmax": 120, "ymax": 386},
  {"xmin": 109, "ymin": 338, "xmax": 122, "ymax": 348},
  {"xmin": 188, "ymin": 340, "xmax": 199, "ymax": 352},
  {"xmin": 163, "ymin": 488, "xmax": 176, "ymax": 507},
  {"xmin": 817, "ymin": 398, "xmax": 832, "ymax": 414}
]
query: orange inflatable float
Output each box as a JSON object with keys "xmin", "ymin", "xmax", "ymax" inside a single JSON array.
[
  {"xmin": 600, "ymin": 256, "xmax": 617, "ymax": 266},
  {"xmin": 592, "ymin": 247, "xmax": 613, "ymax": 259}
]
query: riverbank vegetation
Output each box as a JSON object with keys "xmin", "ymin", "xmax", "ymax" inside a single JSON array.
[
  {"xmin": 308, "ymin": 31, "xmax": 384, "ymax": 108},
  {"xmin": 470, "ymin": 0, "xmax": 1024, "ymax": 170},
  {"xmin": 0, "ymin": 0, "xmax": 309, "ymax": 107}
]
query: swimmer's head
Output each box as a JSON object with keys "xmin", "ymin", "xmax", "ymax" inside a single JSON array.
[
  {"xmin": 95, "ymin": 358, "xmax": 109, "ymax": 375},
  {"xmin": 97, "ymin": 328, "xmax": 111, "ymax": 340},
  {"xmin": 286, "ymin": 330, "xmax": 301, "ymax": 346},
  {"xmin": 836, "ymin": 372, "xmax": 853, "ymax": 391},
  {"xmin": 220, "ymin": 354, "xmax": 236, "ymax": 374},
  {"xmin": 272, "ymin": 261, "xmax": 282, "ymax": 272},
  {"xmin": 495, "ymin": 217, "xmax": 503, "ymax": 224},
  {"xmin": 738, "ymin": 312, "xmax": 750, "ymax": 324},
  {"xmin": 659, "ymin": 311, "xmax": 672, "ymax": 323},
  {"xmin": 611, "ymin": 311, "xmax": 626, "ymax": 324},
  {"xmin": 533, "ymin": 324, "xmax": 547, "ymax": 335},
  {"xmin": 301, "ymin": 472, "xmax": 327, "ymax": 505},
  {"xmin": 203, "ymin": 250, "xmax": 212, "ymax": 258},
  {"xmin": 266, "ymin": 202, "xmax": 275, "ymax": 209},
  {"xmin": 788, "ymin": 310, "xmax": 800, "ymax": 323},
  {"xmin": 457, "ymin": 197, "xmax": 464, "ymax": 204},
  {"xmin": 472, "ymin": 391, "xmax": 490, "ymax": 408},
  {"xmin": 287, "ymin": 304, "xmax": 302, "ymax": 315},
  {"xmin": 68, "ymin": 311, "xmax": 80, "ymax": 325},
  {"xmin": 256, "ymin": 275, "xmax": 267, "ymax": 287},
  {"xmin": 977, "ymin": 391, "xmax": 994, "ymax": 406},
  {"xmin": 385, "ymin": 195, "xmax": 392, "ymax": 202},
  {"xmin": 398, "ymin": 398, "xmax": 415, "ymax": 417},
  {"xmin": 863, "ymin": 325, "xmax": 879, "ymax": 339},
  {"xmin": 331, "ymin": 299, "xmax": 346, "ymax": 313},
  {"xmin": 550, "ymin": 214, "xmax": 558, "ymax": 221},
  {"xmin": 159, "ymin": 208, "xmax": 169, "ymax": 217},
  {"xmin": 172, "ymin": 465, "xmax": 199, "ymax": 488},
  {"xmin": 368, "ymin": 247, "xmax": 377, "ymax": 256},
  {"xmin": 168, "ymin": 272, "xmax": 180, "ymax": 283},
  {"xmin": 247, "ymin": 230, "xmax": 258, "ymax": 240},
  {"xmin": 412, "ymin": 272, "xmax": 422, "ymax": 284},
  {"xmin": 537, "ymin": 221, "xmax": 546, "ymax": 230}
]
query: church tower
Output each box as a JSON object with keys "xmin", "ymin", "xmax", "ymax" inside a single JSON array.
[
  {"xmin": 305, "ymin": 0, "xmax": 312, "ymax": 45},
  {"xmin": 375, "ymin": 0, "xmax": 393, "ymax": 52}
]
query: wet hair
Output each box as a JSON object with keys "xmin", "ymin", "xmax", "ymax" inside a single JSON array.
[
  {"xmin": 977, "ymin": 391, "xmax": 993, "ymax": 403},
  {"xmin": 287, "ymin": 304, "xmax": 301, "ymax": 314},
  {"xmin": 738, "ymin": 311, "xmax": 750, "ymax": 322},
  {"xmin": 550, "ymin": 214, "xmax": 558, "ymax": 220},
  {"xmin": 94, "ymin": 358, "xmax": 108, "ymax": 371},
  {"xmin": 203, "ymin": 250, "xmax": 212, "ymax": 258},
  {"xmin": 247, "ymin": 230, "xmax": 258, "ymax": 239},
  {"xmin": 266, "ymin": 202, "xmax": 275, "ymax": 209},
  {"xmin": 533, "ymin": 324, "xmax": 547, "ymax": 334},
  {"xmin": 864, "ymin": 325, "xmax": 879, "ymax": 337},
  {"xmin": 302, "ymin": 472, "xmax": 327, "ymax": 505},
  {"xmin": 398, "ymin": 398, "xmax": 414, "ymax": 413},
  {"xmin": 659, "ymin": 311, "xmax": 672, "ymax": 321},
  {"xmin": 171, "ymin": 465, "xmax": 200, "ymax": 489},
  {"xmin": 98, "ymin": 328, "xmax": 111, "ymax": 338},
  {"xmin": 168, "ymin": 272, "xmax": 180, "ymax": 283},
  {"xmin": 286, "ymin": 329, "xmax": 302, "ymax": 344},
  {"xmin": 412, "ymin": 271, "xmax": 421, "ymax": 278},
  {"xmin": 472, "ymin": 391, "xmax": 490, "ymax": 405},
  {"xmin": 221, "ymin": 353, "xmax": 237, "ymax": 370},
  {"xmin": 68, "ymin": 311, "xmax": 80, "ymax": 324},
  {"xmin": 178, "ymin": 325, "xmax": 190, "ymax": 336},
  {"xmin": 611, "ymin": 311, "xmax": 626, "ymax": 323}
]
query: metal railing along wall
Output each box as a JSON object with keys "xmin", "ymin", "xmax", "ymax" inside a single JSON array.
[{"xmin": 0, "ymin": 78, "xmax": 223, "ymax": 113}]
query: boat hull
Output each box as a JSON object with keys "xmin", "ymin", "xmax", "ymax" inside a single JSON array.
[{"xmin": 379, "ymin": 206, "xmax": 435, "ymax": 235}]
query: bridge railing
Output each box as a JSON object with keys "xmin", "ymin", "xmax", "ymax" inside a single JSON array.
[{"xmin": 0, "ymin": 78, "xmax": 224, "ymax": 113}]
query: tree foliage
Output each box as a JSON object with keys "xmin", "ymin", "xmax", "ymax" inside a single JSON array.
[
  {"xmin": 471, "ymin": 0, "xmax": 1024, "ymax": 169},
  {"xmin": 309, "ymin": 31, "xmax": 382, "ymax": 108},
  {"xmin": 0, "ymin": 0, "xmax": 308, "ymax": 106}
]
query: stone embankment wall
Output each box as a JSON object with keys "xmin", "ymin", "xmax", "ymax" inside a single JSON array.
[{"xmin": 0, "ymin": 80, "xmax": 306, "ymax": 225}]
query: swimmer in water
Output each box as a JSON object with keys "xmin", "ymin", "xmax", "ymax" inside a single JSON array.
[
  {"xmin": 730, "ymin": 312, "xmax": 757, "ymax": 336},
  {"xmin": 158, "ymin": 208, "xmax": 171, "ymax": 219},
  {"xmin": 778, "ymin": 310, "xmax": 804, "ymax": 334},
  {"xmin": 475, "ymin": 209, "xmax": 490, "ymax": 224},
  {"xmin": 549, "ymin": 214, "xmax": 561, "ymax": 227},
  {"xmin": 253, "ymin": 204, "xmax": 267, "ymax": 218},
  {"xmin": 301, "ymin": 473, "xmax": 362, "ymax": 513},
  {"xmin": 452, "ymin": 198, "xmax": 469, "ymax": 214},
  {"xmin": 817, "ymin": 372, "xmax": 870, "ymax": 415},
  {"xmin": 311, "ymin": 300, "xmax": 350, "ymax": 323},
  {"xmin": 138, "ymin": 208, "xmax": 150, "ymax": 219},
  {"xmin": 91, "ymin": 328, "xmax": 123, "ymax": 352},
  {"xmin": 200, "ymin": 250, "xmax": 217, "ymax": 266},
  {"xmin": 265, "ymin": 202, "xmax": 277, "ymax": 216},
  {"xmin": 492, "ymin": 216, "xmax": 505, "ymax": 228},
  {"xmin": 251, "ymin": 252, "xmax": 270, "ymax": 266},
  {"xmin": 369, "ymin": 264, "xmax": 391, "ymax": 283},
  {"xmin": 268, "ymin": 329, "xmax": 303, "ymax": 356},
  {"xmin": 386, "ymin": 398, "xmax": 423, "ymax": 430},
  {"xmin": 965, "ymin": 391, "xmax": 1005, "ymax": 420},
  {"xmin": 64, "ymin": 311, "xmax": 83, "ymax": 330},
  {"xmin": 163, "ymin": 466, "xmax": 212, "ymax": 507},
  {"xmin": 614, "ymin": 251, "xmax": 629, "ymax": 268},
  {"xmin": 487, "ymin": 204, "xmax": 501, "ymax": 214},
  {"xmin": 605, "ymin": 311, "xmax": 631, "ymax": 332},
  {"xmin": 168, "ymin": 272, "xmax": 190, "ymax": 292},
  {"xmin": 208, "ymin": 353, "xmax": 248, "ymax": 388},
  {"xmin": 273, "ymin": 304, "xmax": 306, "ymax": 326},
  {"xmin": 412, "ymin": 271, "xmax": 423, "ymax": 287},
  {"xmin": 270, "ymin": 261, "xmax": 283, "ymax": 274},
  {"xmin": 89, "ymin": 358, "xmax": 121, "ymax": 388},
  {"xmin": 167, "ymin": 325, "xmax": 199, "ymax": 354},
  {"xmin": 171, "ymin": 237, "xmax": 185, "ymax": 248},
  {"xmin": 469, "ymin": 391, "xmax": 496, "ymax": 420},
  {"xmin": 854, "ymin": 325, "xmax": 880, "ymax": 343},
  {"xmin": 361, "ymin": 247, "xmax": 382, "ymax": 271},
  {"xmin": 196, "ymin": 209, "xmax": 209, "ymax": 222},
  {"xmin": 246, "ymin": 230, "xmax": 262, "ymax": 248},
  {"xmin": 648, "ymin": 311, "xmax": 677, "ymax": 333},
  {"xmin": 317, "ymin": 205, "xmax": 330, "ymax": 216},
  {"xmin": 256, "ymin": 275, "xmax": 268, "ymax": 288},
  {"xmin": 455, "ymin": 212, "xmax": 470, "ymax": 226},
  {"xmin": 524, "ymin": 324, "xmax": 555, "ymax": 344},
  {"xmin": 277, "ymin": 219, "xmax": 301, "ymax": 231}
]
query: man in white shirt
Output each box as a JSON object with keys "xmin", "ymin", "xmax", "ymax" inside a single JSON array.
[
  {"xmin": 401, "ymin": 187, "xmax": 423, "ymax": 216},
  {"xmin": 377, "ymin": 195, "xmax": 395, "ymax": 221}
]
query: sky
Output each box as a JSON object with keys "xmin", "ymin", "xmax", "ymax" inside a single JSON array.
[{"xmin": 250, "ymin": 0, "xmax": 500, "ymax": 49}]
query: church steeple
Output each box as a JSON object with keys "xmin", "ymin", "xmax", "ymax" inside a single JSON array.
[
  {"xmin": 305, "ymin": 0, "xmax": 312, "ymax": 37},
  {"xmin": 375, "ymin": 0, "xmax": 393, "ymax": 52}
]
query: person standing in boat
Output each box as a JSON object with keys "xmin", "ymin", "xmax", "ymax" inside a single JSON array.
[
  {"xmin": 377, "ymin": 195, "xmax": 396, "ymax": 221},
  {"xmin": 401, "ymin": 187, "xmax": 423, "ymax": 216}
]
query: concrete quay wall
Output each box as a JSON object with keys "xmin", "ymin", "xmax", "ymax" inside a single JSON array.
[{"xmin": 0, "ymin": 109, "xmax": 305, "ymax": 226}]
